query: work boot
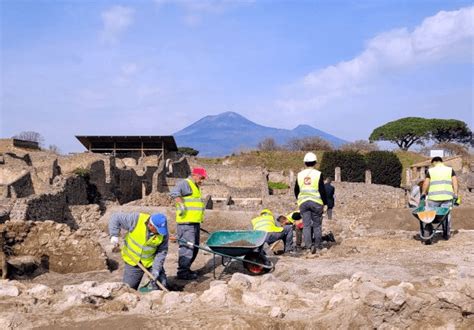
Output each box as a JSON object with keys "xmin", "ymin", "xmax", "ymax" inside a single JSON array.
[
  {"xmin": 177, "ymin": 272, "xmax": 198, "ymax": 280},
  {"xmin": 311, "ymin": 245, "xmax": 323, "ymax": 254},
  {"xmin": 325, "ymin": 232, "xmax": 336, "ymax": 243}
]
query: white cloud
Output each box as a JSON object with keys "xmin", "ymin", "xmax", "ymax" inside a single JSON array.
[
  {"xmin": 154, "ymin": 0, "xmax": 254, "ymax": 25},
  {"xmin": 120, "ymin": 62, "xmax": 139, "ymax": 76},
  {"xmin": 100, "ymin": 6, "xmax": 135, "ymax": 45},
  {"xmin": 278, "ymin": 6, "xmax": 474, "ymax": 112}
]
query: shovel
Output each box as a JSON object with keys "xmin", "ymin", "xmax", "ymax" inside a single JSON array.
[{"xmin": 121, "ymin": 248, "xmax": 169, "ymax": 292}]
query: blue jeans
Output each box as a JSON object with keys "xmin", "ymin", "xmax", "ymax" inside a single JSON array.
[{"xmin": 266, "ymin": 225, "xmax": 294, "ymax": 252}]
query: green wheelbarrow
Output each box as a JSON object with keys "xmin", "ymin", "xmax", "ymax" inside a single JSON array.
[
  {"xmin": 412, "ymin": 203, "xmax": 452, "ymax": 242},
  {"xmin": 176, "ymin": 230, "xmax": 274, "ymax": 278}
]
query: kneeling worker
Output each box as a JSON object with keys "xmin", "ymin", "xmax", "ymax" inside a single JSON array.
[
  {"xmin": 252, "ymin": 209, "xmax": 294, "ymax": 253},
  {"xmin": 109, "ymin": 212, "xmax": 169, "ymax": 291},
  {"xmin": 280, "ymin": 211, "xmax": 303, "ymax": 250}
]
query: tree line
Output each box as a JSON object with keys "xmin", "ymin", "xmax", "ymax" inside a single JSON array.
[{"xmin": 257, "ymin": 117, "xmax": 472, "ymax": 153}]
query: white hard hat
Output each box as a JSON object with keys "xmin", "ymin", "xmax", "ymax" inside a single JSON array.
[{"xmin": 303, "ymin": 152, "xmax": 317, "ymax": 163}]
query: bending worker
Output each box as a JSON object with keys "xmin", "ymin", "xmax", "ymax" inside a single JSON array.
[
  {"xmin": 252, "ymin": 209, "xmax": 294, "ymax": 253},
  {"xmin": 421, "ymin": 157, "xmax": 459, "ymax": 241},
  {"xmin": 169, "ymin": 167, "xmax": 207, "ymax": 280},
  {"xmin": 109, "ymin": 212, "xmax": 169, "ymax": 290},
  {"xmin": 294, "ymin": 152, "xmax": 328, "ymax": 254}
]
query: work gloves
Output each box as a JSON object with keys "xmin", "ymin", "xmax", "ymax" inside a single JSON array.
[
  {"xmin": 453, "ymin": 195, "xmax": 461, "ymax": 206},
  {"xmin": 110, "ymin": 236, "xmax": 119, "ymax": 245},
  {"xmin": 110, "ymin": 236, "xmax": 120, "ymax": 252},
  {"xmin": 152, "ymin": 269, "xmax": 168, "ymax": 290},
  {"xmin": 177, "ymin": 203, "xmax": 186, "ymax": 216},
  {"xmin": 418, "ymin": 195, "xmax": 426, "ymax": 208}
]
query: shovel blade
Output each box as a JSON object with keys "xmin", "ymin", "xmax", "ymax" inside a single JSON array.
[{"xmin": 417, "ymin": 210, "xmax": 436, "ymax": 224}]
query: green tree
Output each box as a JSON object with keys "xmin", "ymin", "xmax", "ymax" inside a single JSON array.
[
  {"xmin": 366, "ymin": 151, "xmax": 403, "ymax": 187},
  {"xmin": 369, "ymin": 117, "xmax": 431, "ymax": 151},
  {"xmin": 430, "ymin": 119, "xmax": 472, "ymax": 145},
  {"xmin": 178, "ymin": 147, "xmax": 199, "ymax": 156},
  {"xmin": 320, "ymin": 150, "xmax": 366, "ymax": 182}
]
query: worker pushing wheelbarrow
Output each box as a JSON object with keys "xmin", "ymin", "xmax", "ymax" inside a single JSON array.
[
  {"xmin": 174, "ymin": 230, "xmax": 274, "ymax": 278},
  {"xmin": 413, "ymin": 156, "xmax": 461, "ymax": 245}
]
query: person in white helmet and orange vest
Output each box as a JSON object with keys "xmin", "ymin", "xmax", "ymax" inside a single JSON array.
[
  {"xmin": 294, "ymin": 152, "xmax": 328, "ymax": 254},
  {"xmin": 169, "ymin": 167, "xmax": 207, "ymax": 280}
]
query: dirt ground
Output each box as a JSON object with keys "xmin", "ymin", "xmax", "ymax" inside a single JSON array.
[{"xmin": 1, "ymin": 202, "xmax": 473, "ymax": 329}]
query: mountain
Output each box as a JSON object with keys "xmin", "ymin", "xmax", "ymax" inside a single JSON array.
[{"xmin": 173, "ymin": 111, "xmax": 348, "ymax": 157}]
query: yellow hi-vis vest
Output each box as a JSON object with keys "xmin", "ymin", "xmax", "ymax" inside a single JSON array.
[
  {"xmin": 121, "ymin": 213, "xmax": 164, "ymax": 268},
  {"xmin": 176, "ymin": 179, "xmax": 205, "ymax": 224},
  {"xmin": 251, "ymin": 214, "xmax": 283, "ymax": 233},
  {"xmin": 297, "ymin": 168, "xmax": 323, "ymax": 206},
  {"xmin": 428, "ymin": 164, "xmax": 454, "ymax": 201},
  {"xmin": 285, "ymin": 211, "xmax": 299, "ymax": 224}
]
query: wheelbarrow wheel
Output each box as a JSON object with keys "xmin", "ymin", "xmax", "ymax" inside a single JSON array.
[
  {"xmin": 243, "ymin": 252, "xmax": 271, "ymax": 275},
  {"xmin": 422, "ymin": 223, "xmax": 433, "ymax": 245}
]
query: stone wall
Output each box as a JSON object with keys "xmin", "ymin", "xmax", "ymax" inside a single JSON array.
[
  {"xmin": 66, "ymin": 205, "xmax": 103, "ymax": 234},
  {"xmin": 261, "ymin": 181, "xmax": 407, "ymax": 220},
  {"xmin": 57, "ymin": 175, "xmax": 88, "ymax": 205},
  {"xmin": 0, "ymin": 139, "xmax": 39, "ymax": 152},
  {"xmin": 8, "ymin": 175, "xmax": 89, "ymax": 226},
  {"xmin": 268, "ymin": 171, "xmax": 291, "ymax": 185},
  {"xmin": 188, "ymin": 161, "xmax": 269, "ymax": 198},
  {"xmin": 7, "ymin": 172, "xmax": 35, "ymax": 198},
  {"xmin": 29, "ymin": 153, "xmax": 61, "ymax": 187}
]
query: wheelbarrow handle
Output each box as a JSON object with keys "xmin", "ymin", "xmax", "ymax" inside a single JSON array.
[
  {"xmin": 174, "ymin": 237, "xmax": 274, "ymax": 270},
  {"xmin": 200, "ymin": 227, "xmax": 211, "ymax": 235}
]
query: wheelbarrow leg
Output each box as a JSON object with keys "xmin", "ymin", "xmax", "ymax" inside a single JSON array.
[{"xmin": 213, "ymin": 253, "xmax": 216, "ymax": 279}]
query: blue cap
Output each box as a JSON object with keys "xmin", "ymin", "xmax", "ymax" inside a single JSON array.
[{"xmin": 150, "ymin": 213, "xmax": 168, "ymax": 236}]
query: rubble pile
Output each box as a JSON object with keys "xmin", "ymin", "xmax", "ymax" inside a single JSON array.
[
  {"xmin": 0, "ymin": 220, "xmax": 108, "ymax": 274},
  {"xmin": 125, "ymin": 192, "xmax": 174, "ymax": 207},
  {"xmin": 0, "ymin": 272, "xmax": 472, "ymax": 328}
]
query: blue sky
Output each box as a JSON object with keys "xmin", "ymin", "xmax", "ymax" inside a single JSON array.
[{"xmin": 1, "ymin": 0, "xmax": 473, "ymax": 152}]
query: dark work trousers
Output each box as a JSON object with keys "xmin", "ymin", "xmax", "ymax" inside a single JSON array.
[
  {"xmin": 266, "ymin": 225, "xmax": 294, "ymax": 252},
  {"xmin": 123, "ymin": 264, "xmax": 168, "ymax": 290},
  {"xmin": 177, "ymin": 223, "xmax": 200, "ymax": 276},
  {"xmin": 299, "ymin": 201, "xmax": 324, "ymax": 249},
  {"xmin": 295, "ymin": 226, "xmax": 303, "ymax": 247},
  {"xmin": 327, "ymin": 208, "xmax": 333, "ymax": 220}
]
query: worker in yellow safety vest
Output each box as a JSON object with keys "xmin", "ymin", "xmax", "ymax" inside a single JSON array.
[
  {"xmin": 252, "ymin": 209, "xmax": 294, "ymax": 253},
  {"xmin": 109, "ymin": 212, "xmax": 169, "ymax": 290},
  {"xmin": 294, "ymin": 152, "xmax": 328, "ymax": 254},
  {"xmin": 278, "ymin": 210, "xmax": 336, "ymax": 251},
  {"xmin": 278, "ymin": 210, "xmax": 304, "ymax": 250},
  {"xmin": 421, "ymin": 157, "xmax": 459, "ymax": 244},
  {"xmin": 169, "ymin": 167, "xmax": 207, "ymax": 280}
]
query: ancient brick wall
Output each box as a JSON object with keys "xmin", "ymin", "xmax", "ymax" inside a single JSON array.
[{"xmin": 8, "ymin": 172, "xmax": 35, "ymax": 198}]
